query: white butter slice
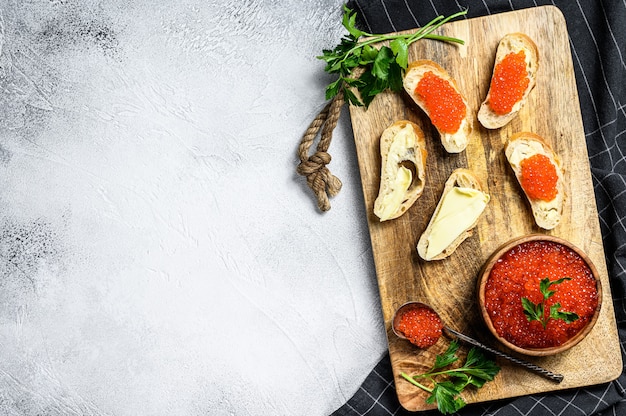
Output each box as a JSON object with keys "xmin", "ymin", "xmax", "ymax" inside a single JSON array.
[
  {"xmin": 374, "ymin": 125, "xmax": 416, "ymax": 221},
  {"xmin": 376, "ymin": 166, "xmax": 412, "ymax": 221},
  {"xmin": 425, "ymin": 187, "xmax": 490, "ymax": 260}
]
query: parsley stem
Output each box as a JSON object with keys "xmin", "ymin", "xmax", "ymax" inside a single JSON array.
[
  {"xmin": 338, "ymin": 10, "xmax": 467, "ymax": 67},
  {"xmin": 407, "ymin": 10, "xmax": 467, "ymax": 42},
  {"xmin": 414, "ymin": 368, "xmax": 467, "ymax": 378},
  {"xmin": 400, "ymin": 372, "xmax": 433, "ymax": 393},
  {"xmin": 421, "ymin": 34, "xmax": 465, "ymax": 44}
]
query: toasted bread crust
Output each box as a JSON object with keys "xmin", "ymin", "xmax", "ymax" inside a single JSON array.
[
  {"xmin": 417, "ymin": 168, "xmax": 488, "ymax": 261},
  {"xmin": 505, "ymin": 132, "xmax": 565, "ymax": 230},
  {"xmin": 403, "ymin": 60, "xmax": 472, "ymax": 153},
  {"xmin": 373, "ymin": 120, "xmax": 427, "ymax": 221},
  {"xmin": 478, "ymin": 33, "xmax": 539, "ymax": 129}
]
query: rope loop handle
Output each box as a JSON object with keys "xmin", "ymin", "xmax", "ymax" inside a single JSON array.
[{"xmin": 296, "ymin": 91, "xmax": 345, "ymax": 211}]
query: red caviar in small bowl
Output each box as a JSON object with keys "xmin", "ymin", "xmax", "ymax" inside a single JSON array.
[
  {"xmin": 392, "ymin": 302, "xmax": 443, "ymax": 348},
  {"xmin": 478, "ymin": 235, "xmax": 602, "ymax": 356}
]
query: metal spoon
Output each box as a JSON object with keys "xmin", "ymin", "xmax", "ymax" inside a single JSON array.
[{"xmin": 392, "ymin": 301, "xmax": 564, "ymax": 383}]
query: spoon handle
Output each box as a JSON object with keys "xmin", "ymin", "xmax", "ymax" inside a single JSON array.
[{"xmin": 445, "ymin": 327, "xmax": 564, "ymax": 383}]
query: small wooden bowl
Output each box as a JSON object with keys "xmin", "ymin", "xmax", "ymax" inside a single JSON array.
[{"xmin": 477, "ymin": 234, "xmax": 602, "ymax": 356}]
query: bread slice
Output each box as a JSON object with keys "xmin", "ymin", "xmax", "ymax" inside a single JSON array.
[
  {"xmin": 504, "ymin": 132, "xmax": 565, "ymax": 230},
  {"xmin": 478, "ymin": 33, "xmax": 539, "ymax": 129},
  {"xmin": 403, "ymin": 60, "xmax": 472, "ymax": 153},
  {"xmin": 417, "ymin": 169, "xmax": 490, "ymax": 261},
  {"xmin": 373, "ymin": 120, "xmax": 427, "ymax": 221}
]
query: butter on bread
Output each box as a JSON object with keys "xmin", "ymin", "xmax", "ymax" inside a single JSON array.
[
  {"xmin": 505, "ymin": 132, "xmax": 565, "ymax": 230},
  {"xmin": 478, "ymin": 33, "xmax": 539, "ymax": 129},
  {"xmin": 417, "ymin": 169, "xmax": 490, "ymax": 261},
  {"xmin": 374, "ymin": 120, "xmax": 427, "ymax": 221},
  {"xmin": 403, "ymin": 60, "xmax": 472, "ymax": 153}
]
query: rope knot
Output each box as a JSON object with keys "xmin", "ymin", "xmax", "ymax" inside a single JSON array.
[
  {"xmin": 296, "ymin": 92, "xmax": 345, "ymax": 212},
  {"xmin": 296, "ymin": 151, "xmax": 332, "ymax": 176},
  {"xmin": 310, "ymin": 150, "xmax": 332, "ymax": 166}
]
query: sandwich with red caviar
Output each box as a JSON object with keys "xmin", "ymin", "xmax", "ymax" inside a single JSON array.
[
  {"xmin": 505, "ymin": 132, "xmax": 565, "ymax": 230},
  {"xmin": 403, "ymin": 60, "xmax": 473, "ymax": 153},
  {"xmin": 478, "ymin": 33, "xmax": 539, "ymax": 129}
]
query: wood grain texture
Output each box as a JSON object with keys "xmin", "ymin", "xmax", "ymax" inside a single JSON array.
[{"xmin": 348, "ymin": 6, "xmax": 622, "ymax": 412}]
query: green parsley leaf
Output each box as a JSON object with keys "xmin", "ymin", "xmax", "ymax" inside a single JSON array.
[
  {"xmin": 343, "ymin": 87, "xmax": 361, "ymax": 107},
  {"xmin": 432, "ymin": 340, "xmax": 460, "ymax": 370},
  {"xmin": 550, "ymin": 303, "xmax": 580, "ymax": 323},
  {"xmin": 429, "ymin": 381, "xmax": 466, "ymax": 414},
  {"xmin": 547, "ymin": 277, "xmax": 573, "ymax": 292},
  {"xmin": 341, "ymin": 4, "xmax": 365, "ymax": 39},
  {"xmin": 521, "ymin": 296, "xmax": 544, "ymax": 325},
  {"xmin": 522, "ymin": 277, "xmax": 579, "ymax": 328},
  {"xmin": 389, "ymin": 38, "xmax": 409, "ymax": 68},
  {"xmin": 387, "ymin": 60, "xmax": 404, "ymax": 92},
  {"xmin": 325, "ymin": 78, "xmax": 342, "ymax": 100},
  {"xmin": 445, "ymin": 347, "xmax": 500, "ymax": 390},
  {"xmin": 371, "ymin": 46, "xmax": 395, "ymax": 79},
  {"xmin": 359, "ymin": 44, "xmax": 378, "ymax": 64},
  {"xmin": 539, "ymin": 277, "xmax": 556, "ymax": 299}
]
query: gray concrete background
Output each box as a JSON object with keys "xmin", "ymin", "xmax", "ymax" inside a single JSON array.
[{"xmin": 0, "ymin": 1, "xmax": 385, "ymax": 415}]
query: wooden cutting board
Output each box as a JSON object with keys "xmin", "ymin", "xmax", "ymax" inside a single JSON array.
[{"xmin": 348, "ymin": 6, "xmax": 622, "ymax": 412}]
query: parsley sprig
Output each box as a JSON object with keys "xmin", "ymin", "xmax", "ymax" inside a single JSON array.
[
  {"xmin": 400, "ymin": 340, "xmax": 500, "ymax": 414},
  {"xmin": 521, "ymin": 277, "xmax": 580, "ymax": 329},
  {"xmin": 318, "ymin": 6, "xmax": 467, "ymax": 107}
]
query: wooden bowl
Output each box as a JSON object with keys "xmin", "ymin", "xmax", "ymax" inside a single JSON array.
[{"xmin": 477, "ymin": 234, "xmax": 602, "ymax": 356}]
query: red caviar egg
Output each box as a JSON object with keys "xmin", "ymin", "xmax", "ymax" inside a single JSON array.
[
  {"xmin": 415, "ymin": 71, "xmax": 466, "ymax": 134},
  {"xmin": 520, "ymin": 153, "xmax": 558, "ymax": 201},
  {"xmin": 395, "ymin": 305, "xmax": 443, "ymax": 348},
  {"xmin": 489, "ymin": 50, "xmax": 530, "ymax": 115},
  {"xmin": 484, "ymin": 240, "xmax": 598, "ymax": 349}
]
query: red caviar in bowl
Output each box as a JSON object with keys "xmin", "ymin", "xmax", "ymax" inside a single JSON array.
[
  {"xmin": 520, "ymin": 154, "xmax": 558, "ymax": 201},
  {"xmin": 395, "ymin": 304, "xmax": 443, "ymax": 348},
  {"xmin": 415, "ymin": 71, "xmax": 466, "ymax": 134},
  {"xmin": 484, "ymin": 240, "xmax": 598, "ymax": 349},
  {"xmin": 489, "ymin": 50, "xmax": 530, "ymax": 115}
]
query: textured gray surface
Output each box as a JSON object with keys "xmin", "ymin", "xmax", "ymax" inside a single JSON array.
[{"xmin": 0, "ymin": 1, "xmax": 385, "ymax": 415}]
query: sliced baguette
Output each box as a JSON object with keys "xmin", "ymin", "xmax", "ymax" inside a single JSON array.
[
  {"xmin": 374, "ymin": 120, "xmax": 427, "ymax": 221},
  {"xmin": 403, "ymin": 60, "xmax": 472, "ymax": 153},
  {"xmin": 478, "ymin": 33, "xmax": 539, "ymax": 129},
  {"xmin": 417, "ymin": 169, "xmax": 490, "ymax": 261},
  {"xmin": 504, "ymin": 132, "xmax": 565, "ymax": 230}
]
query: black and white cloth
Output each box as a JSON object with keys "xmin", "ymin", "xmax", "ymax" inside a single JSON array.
[{"xmin": 333, "ymin": 0, "xmax": 626, "ymax": 415}]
